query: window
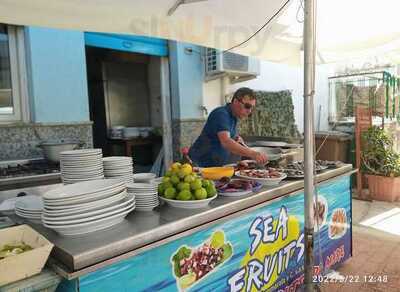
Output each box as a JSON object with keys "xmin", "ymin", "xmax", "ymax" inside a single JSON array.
[{"xmin": 0, "ymin": 24, "xmax": 28, "ymax": 122}]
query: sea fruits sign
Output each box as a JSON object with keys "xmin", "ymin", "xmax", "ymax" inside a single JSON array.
[{"xmin": 228, "ymin": 206, "xmax": 305, "ymax": 292}]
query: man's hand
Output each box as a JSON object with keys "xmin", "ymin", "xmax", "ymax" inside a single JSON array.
[
  {"xmin": 218, "ymin": 131, "xmax": 268, "ymax": 164},
  {"xmin": 251, "ymin": 151, "xmax": 268, "ymax": 165},
  {"xmin": 234, "ymin": 135, "xmax": 245, "ymax": 146}
]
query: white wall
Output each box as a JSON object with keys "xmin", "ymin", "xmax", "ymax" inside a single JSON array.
[
  {"xmin": 201, "ymin": 60, "xmax": 335, "ymax": 133},
  {"xmin": 148, "ymin": 56, "xmax": 162, "ymax": 127},
  {"xmin": 202, "ymin": 79, "xmax": 222, "ymax": 117}
]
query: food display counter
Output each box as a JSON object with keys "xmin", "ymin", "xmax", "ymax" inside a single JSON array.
[{"xmin": 24, "ymin": 164, "xmax": 355, "ymax": 292}]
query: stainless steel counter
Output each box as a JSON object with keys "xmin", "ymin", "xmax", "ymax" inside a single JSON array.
[
  {"xmin": 0, "ymin": 173, "xmax": 61, "ymax": 191},
  {"xmin": 29, "ymin": 165, "xmax": 354, "ymax": 277}
]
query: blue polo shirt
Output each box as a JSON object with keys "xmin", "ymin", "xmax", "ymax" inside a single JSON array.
[{"xmin": 189, "ymin": 104, "xmax": 237, "ymax": 167}]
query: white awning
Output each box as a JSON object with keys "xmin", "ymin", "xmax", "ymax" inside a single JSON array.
[
  {"xmin": 0, "ymin": 0, "xmax": 296, "ymax": 62},
  {"xmin": 0, "ymin": 0, "xmax": 399, "ymax": 65}
]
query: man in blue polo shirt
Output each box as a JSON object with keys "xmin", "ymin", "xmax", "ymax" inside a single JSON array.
[{"xmin": 189, "ymin": 87, "xmax": 268, "ymax": 167}]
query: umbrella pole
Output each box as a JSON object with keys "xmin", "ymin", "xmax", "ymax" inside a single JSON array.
[{"xmin": 303, "ymin": 0, "xmax": 317, "ymax": 291}]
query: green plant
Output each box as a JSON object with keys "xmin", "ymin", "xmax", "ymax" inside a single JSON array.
[{"xmin": 361, "ymin": 126, "xmax": 400, "ymax": 177}]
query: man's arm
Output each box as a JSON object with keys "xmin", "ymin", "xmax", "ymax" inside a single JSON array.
[{"xmin": 218, "ymin": 131, "xmax": 267, "ymax": 164}]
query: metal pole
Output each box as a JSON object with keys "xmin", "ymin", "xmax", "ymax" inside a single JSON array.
[
  {"xmin": 303, "ymin": 0, "xmax": 316, "ymax": 291},
  {"xmin": 161, "ymin": 57, "xmax": 173, "ymax": 168}
]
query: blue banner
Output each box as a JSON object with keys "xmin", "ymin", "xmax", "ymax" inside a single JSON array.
[{"xmin": 78, "ymin": 176, "xmax": 351, "ymax": 292}]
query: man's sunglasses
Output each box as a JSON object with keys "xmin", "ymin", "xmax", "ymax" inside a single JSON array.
[{"xmin": 239, "ymin": 100, "xmax": 255, "ymax": 110}]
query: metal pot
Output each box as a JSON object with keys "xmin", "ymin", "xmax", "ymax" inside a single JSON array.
[{"xmin": 38, "ymin": 140, "xmax": 83, "ymax": 163}]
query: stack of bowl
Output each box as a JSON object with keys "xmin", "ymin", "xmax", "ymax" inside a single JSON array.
[
  {"xmin": 127, "ymin": 183, "xmax": 158, "ymax": 211},
  {"xmin": 103, "ymin": 156, "xmax": 134, "ymax": 184},
  {"xmin": 60, "ymin": 149, "xmax": 104, "ymax": 184}
]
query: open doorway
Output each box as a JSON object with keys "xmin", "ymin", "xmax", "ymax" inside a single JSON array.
[{"xmin": 85, "ymin": 46, "xmax": 170, "ymax": 172}]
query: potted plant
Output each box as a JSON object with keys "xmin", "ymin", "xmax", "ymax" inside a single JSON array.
[{"xmin": 361, "ymin": 126, "xmax": 400, "ymax": 201}]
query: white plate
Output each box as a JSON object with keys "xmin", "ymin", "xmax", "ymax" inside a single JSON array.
[
  {"xmin": 61, "ymin": 161, "xmax": 103, "ymax": 167},
  {"xmin": 103, "ymin": 160, "xmax": 133, "ymax": 165},
  {"xmin": 62, "ymin": 174, "xmax": 105, "ymax": 180},
  {"xmin": 135, "ymin": 194, "xmax": 157, "ymax": 199},
  {"xmin": 43, "ymin": 206, "xmax": 134, "ymax": 236},
  {"xmin": 152, "ymin": 177, "xmax": 163, "ymax": 184},
  {"xmin": 61, "ymin": 154, "xmax": 102, "ymax": 159},
  {"xmin": 104, "ymin": 171, "xmax": 133, "ymax": 176},
  {"xmin": 103, "ymin": 163, "xmax": 133, "ymax": 167},
  {"xmin": 15, "ymin": 211, "xmax": 42, "ymax": 219},
  {"xmin": 61, "ymin": 156, "xmax": 103, "ymax": 161},
  {"xmin": 136, "ymin": 202, "xmax": 159, "ymax": 207},
  {"xmin": 62, "ymin": 159, "xmax": 103, "ymax": 164},
  {"xmin": 61, "ymin": 165, "xmax": 104, "ymax": 171},
  {"xmin": 135, "ymin": 199, "xmax": 158, "ymax": 203},
  {"xmin": 43, "ymin": 200, "xmax": 135, "ymax": 225},
  {"xmin": 43, "ymin": 191, "xmax": 127, "ymax": 215},
  {"xmin": 218, "ymin": 189, "xmax": 253, "ymax": 197},
  {"xmin": 235, "ymin": 171, "xmax": 287, "ymax": 186},
  {"xmin": 61, "ymin": 149, "xmax": 102, "ymax": 155},
  {"xmin": 133, "ymin": 191, "xmax": 158, "ymax": 195},
  {"xmin": 254, "ymin": 141, "xmax": 287, "ymax": 147},
  {"xmin": 135, "ymin": 206, "xmax": 158, "ymax": 211},
  {"xmin": 133, "ymin": 173, "xmax": 156, "ymax": 181},
  {"xmin": 44, "ymin": 190, "xmax": 126, "ymax": 208},
  {"xmin": 15, "ymin": 210, "xmax": 41, "ymax": 216},
  {"xmin": 44, "ymin": 190, "xmax": 128, "ymax": 210},
  {"xmin": 43, "ymin": 195, "xmax": 134, "ymax": 220},
  {"xmin": 128, "ymin": 192, "xmax": 157, "ymax": 196},
  {"xmin": 136, "ymin": 205, "xmax": 158, "ymax": 209},
  {"xmin": 62, "ymin": 177, "xmax": 105, "ymax": 184},
  {"xmin": 43, "ymin": 184, "xmax": 125, "ymax": 203},
  {"xmin": 127, "ymin": 187, "xmax": 157, "ymax": 191},
  {"xmin": 136, "ymin": 193, "xmax": 158, "ymax": 197},
  {"xmin": 103, "ymin": 156, "xmax": 132, "ymax": 162},
  {"xmin": 127, "ymin": 189, "xmax": 157, "ymax": 193},
  {"xmin": 15, "ymin": 207, "xmax": 42, "ymax": 214},
  {"xmin": 0, "ymin": 197, "xmax": 20, "ymax": 213},
  {"xmin": 159, "ymin": 195, "xmax": 217, "ymax": 209},
  {"xmin": 15, "ymin": 196, "xmax": 43, "ymax": 211},
  {"xmin": 105, "ymin": 166, "xmax": 133, "ymax": 171},
  {"xmin": 136, "ymin": 200, "xmax": 158, "ymax": 204},
  {"xmin": 61, "ymin": 158, "xmax": 103, "ymax": 164},
  {"xmin": 44, "ymin": 179, "xmax": 124, "ymax": 199},
  {"xmin": 61, "ymin": 159, "xmax": 103, "ymax": 165},
  {"xmin": 62, "ymin": 170, "xmax": 105, "ymax": 177},
  {"xmin": 62, "ymin": 175, "xmax": 105, "ymax": 180}
]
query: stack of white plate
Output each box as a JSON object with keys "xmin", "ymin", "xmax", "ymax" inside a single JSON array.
[
  {"xmin": 133, "ymin": 173, "xmax": 156, "ymax": 183},
  {"xmin": 60, "ymin": 149, "xmax": 104, "ymax": 184},
  {"xmin": 15, "ymin": 196, "xmax": 44, "ymax": 223},
  {"xmin": 103, "ymin": 156, "xmax": 134, "ymax": 184},
  {"xmin": 127, "ymin": 183, "xmax": 158, "ymax": 211},
  {"xmin": 42, "ymin": 179, "xmax": 135, "ymax": 236}
]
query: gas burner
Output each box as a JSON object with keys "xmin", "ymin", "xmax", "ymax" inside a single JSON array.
[{"xmin": 0, "ymin": 160, "xmax": 60, "ymax": 179}]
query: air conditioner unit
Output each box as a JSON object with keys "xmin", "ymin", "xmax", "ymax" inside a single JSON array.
[{"xmin": 205, "ymin": 48, "xmax": 260, "ymax": 78}]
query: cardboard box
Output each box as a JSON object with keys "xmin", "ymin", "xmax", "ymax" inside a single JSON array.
[
  {"xmin": 315, "ymin": 131, "xmax": 352, "ymax": 163},
  {"xmin": 0, "ymin": 225, "xmax": 54, "ymax": 286}
]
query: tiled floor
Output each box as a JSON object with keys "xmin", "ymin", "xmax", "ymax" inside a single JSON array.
[{"xmin": 320, "ymin": 199, "xmax": 400, "ymax": 291}]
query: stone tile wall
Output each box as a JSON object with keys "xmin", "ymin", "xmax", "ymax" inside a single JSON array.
[
  {"xmin": 0, "ymin": 122, "xmax": 93, "ymax": 161},
  {"xmin": 172, "ymin": 119, "xmax": 205, "ymax": 160}
]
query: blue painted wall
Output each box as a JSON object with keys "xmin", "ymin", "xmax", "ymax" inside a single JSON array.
[
  {"xmin": 25, "ymin": 27, "xmax": 90, "ymax": 123},
  {"xmin": 169, "ymin": 41, "xmax": 204, "ymax": 120}
]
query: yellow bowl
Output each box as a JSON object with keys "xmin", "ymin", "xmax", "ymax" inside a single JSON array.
[{"xmin": 201, "ymin": 167, "xmax": 234, "ymax": 180}]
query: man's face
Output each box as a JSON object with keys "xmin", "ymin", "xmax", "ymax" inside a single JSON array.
[{"xmin": 232, "ymin": 95, "xmax": 256, "ymax": 119}]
